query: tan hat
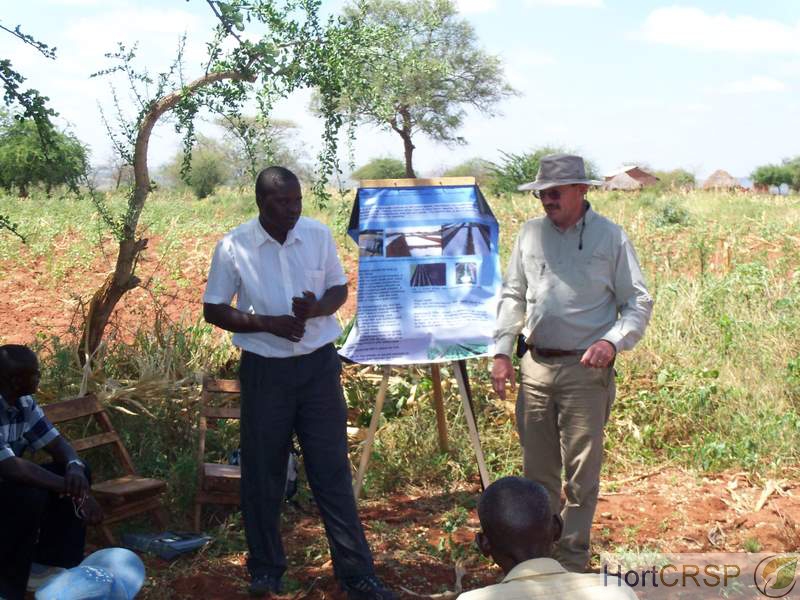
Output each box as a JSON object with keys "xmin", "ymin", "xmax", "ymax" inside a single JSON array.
[{"xmin": 517, "ymin": 153, "xmax": 602, "ymax": 191}]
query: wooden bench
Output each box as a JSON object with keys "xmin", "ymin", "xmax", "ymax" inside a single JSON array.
[
  {"xmin": 43, "ymin": 394, "xmax": 167, "ymax": 544},
  {"xmin": 194, "ymin": 377, "xmax": 241, "ymax": 531}
]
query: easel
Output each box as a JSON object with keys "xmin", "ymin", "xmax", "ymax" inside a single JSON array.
[{"xmin": 353, "ymin": 360, "xmax": 491, "ymax": 497}]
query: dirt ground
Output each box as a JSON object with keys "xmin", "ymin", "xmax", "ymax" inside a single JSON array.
[{"xmin": 120, "ymin": 469, "xmax": 799, "ymax": 599}]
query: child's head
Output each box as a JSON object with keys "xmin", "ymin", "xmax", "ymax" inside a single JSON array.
[{"xmin": 0, "ymin": 344, "xmax": 41, "ymax": 398}]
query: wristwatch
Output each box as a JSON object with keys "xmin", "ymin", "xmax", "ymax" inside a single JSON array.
[{"xmin": 67, "ymin": 458, "xmax": 86, "ymax": 470}]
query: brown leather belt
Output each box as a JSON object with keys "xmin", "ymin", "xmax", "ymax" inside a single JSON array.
[{"xmin": 532, "ymin": 347, "xmax": 585, "ymax": 357}]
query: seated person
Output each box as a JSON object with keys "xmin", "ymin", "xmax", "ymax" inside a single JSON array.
[
  {"xmin": 0, "ymin": 344, "xmax": 103, "ymax": 600},
  {"xmin": 462, "ymin": 476, "xmax": 636, "ymax": 599}
]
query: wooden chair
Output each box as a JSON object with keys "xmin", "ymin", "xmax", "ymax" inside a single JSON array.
[
  {"xmin": 194, "ymin": 377, "xmax": 241, "ymax": 532},
  {"xmin": 42, "ymin": 394, "xmax": 167, "ymax": 545}
]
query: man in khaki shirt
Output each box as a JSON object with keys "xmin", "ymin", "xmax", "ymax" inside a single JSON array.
[
  {"xmin": 461, "ymin": 476, "xmax": 637, "ymax": 600},
  {"xmin": 491, "ymin": 154, "xmax": 653, "ymax": 572}
]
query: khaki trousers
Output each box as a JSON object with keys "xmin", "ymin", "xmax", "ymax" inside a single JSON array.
[{"xmin": 516, "ymin": 351, "xmax": 615, "ymax": 572}]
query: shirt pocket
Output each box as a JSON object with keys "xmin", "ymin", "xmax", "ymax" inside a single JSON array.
[
  {"xmin": 305, "ymin": 269, "xmax": 326, "ymax": 299},
  {"xmin": 580, "ymin": 248, "xmax": 613, "ymax": 292},
  {"xmin": 522, "ymin": 250, "xmax": 548, "ymax": 302}
]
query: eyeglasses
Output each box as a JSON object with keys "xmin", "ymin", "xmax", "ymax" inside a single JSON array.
[{"xmin": 535, "ymin": 189, "xmax": 561, "ymax": 200}]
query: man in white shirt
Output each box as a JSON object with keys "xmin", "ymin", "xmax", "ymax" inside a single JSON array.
[
  {"xmin": 491, "ymin": 155, "xmax": 653, "ymax": 572},
  {"xmin": 461, "ymin": 476, "xmax": 637, "ymax": 600},
  {"xmin": 203, "ymin": 167, "xmax": 396, "ymax": 599}
]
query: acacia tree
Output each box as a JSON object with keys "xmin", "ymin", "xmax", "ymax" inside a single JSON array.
[
  {"xmin": 80, "ymin": 0, "xmax": 388, "ymax": 359},
  {"xmin": 337, "ymin": 0, "xmax": 515, "ymax": 177},
  {"xmin": 0, "ymin": 114, "xmax": 88, "ymax": 197}
]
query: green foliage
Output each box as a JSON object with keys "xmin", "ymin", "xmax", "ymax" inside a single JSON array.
[
  {"xmin": 752, "ymin": 156, "xmax": 800, "ymax": 191},
  {"xmin": 161, "ymin": 136, "xmax": 229, "ymax": 199},
  {"xmin": 652, "ymin": 203, "xmax": 691, "ymax": 228},
  {"xmin": 0, "ymin": 115, "xmax": 88, "ymax": 197},
  {"xmin": 217, "ymin": 115, "xmax": 311, "ymax": 186},
  {"xmin": 338, "ymin": 0, "xmax": 515, "ymax": 176},
  {"xmin": 442, "ymin": 157, "xmax": 492, "ymax": 186},
  {"xmin": 487, "ymin": 147, "xmax": 598, "ymax": 195},
  {"xmin": 351, "ymin": 157, "xmax": 407, "ymax": 181},
  {"xmin": 654, "ymin": 168, "xmax": 696, "ymax": 190}
]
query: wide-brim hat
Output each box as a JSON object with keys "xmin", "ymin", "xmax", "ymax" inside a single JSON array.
[{"xmin": 517, "ymin": 153, "xmax": 602, "ymax": 192}]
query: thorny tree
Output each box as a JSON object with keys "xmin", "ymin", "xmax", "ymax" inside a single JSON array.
[
  {"xmin": 337, "ymin": 0, "xmax": 515, "ymax": 177},
  {"xmin": 81, "ymin": 0, "xmax": 390, "ymax": 361}
]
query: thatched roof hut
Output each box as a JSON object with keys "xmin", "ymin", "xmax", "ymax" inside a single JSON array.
[
  {"xmin": 603, "ymin": 172, "xmax": 646, "ymax": 191},
  {"xmin": 703, "ymin": 169, "xmax": 743, "ymax": 190},
  {"xmin": 604, "ymin": 165, "xmax": 659, "ymax": 189}
]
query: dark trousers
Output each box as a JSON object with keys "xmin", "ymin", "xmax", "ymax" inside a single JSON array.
[
  {"xmin": 0, "ymin": 462, "xmax": 88, "ymax": 600},
  {"xmin": 239, "ymin": 344, "xmax": 374, "ymax": 581}
]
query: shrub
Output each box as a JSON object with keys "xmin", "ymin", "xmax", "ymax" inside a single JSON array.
[
  {"xmin": 443, "ymin": 158, "xmax": 492, "ymax": 186},
  {"xmin": 351, "ymin": 158, "xmax": 406, "ymax": 181}
]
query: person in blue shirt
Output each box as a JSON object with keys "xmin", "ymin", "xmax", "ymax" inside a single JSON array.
[{"xmin": 0, "ymin": 344, "xmax": 103, "ymax": 600}]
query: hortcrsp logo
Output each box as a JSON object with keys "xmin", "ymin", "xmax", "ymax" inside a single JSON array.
[{"xmin": 754, "ymin": 554, "xmax": 799, "ymax": 598}]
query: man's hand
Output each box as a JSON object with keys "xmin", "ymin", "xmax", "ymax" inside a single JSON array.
[
  {"xmin": 491, "ymin": 354, "xmax": 516, "ymax": 400},
  {"xmin": 292, "ymin": 290, "xmax": 319, "ymax": 321},
  {"xmin": 82, "ymin": 495, "xmax": 104, "ymax": 525},
  {"xmin": 63, "ymin": 462, "xmax": 89, "ymax": 499},
  {"xmin": 266, "ymin": 315, "xmax": 306, "ymax": 342},
  {"xmin": 580, "ymin": 340, "xmax": 616, "ymax": 368}
]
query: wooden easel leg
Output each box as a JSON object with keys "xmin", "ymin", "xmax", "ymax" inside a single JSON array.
[
  {"xmin": 353, "ymin": 366, "xmax": 391, "ymax": 498},
  {"xmin": 452, "ymin": 360, "xmax": 491, "ymax": 490},
  {"xmin": 430, "ymin": 364, "xmax": 449, "ymax": 454}
]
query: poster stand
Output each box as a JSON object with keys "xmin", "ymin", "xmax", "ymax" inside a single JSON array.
[
  {"xmin": 344, "ymin": 177, "xmax": 496, "ymax": 498},
  {"xmin": 353, "ymin": 360, "xmax": 490, "ymax": 498}
]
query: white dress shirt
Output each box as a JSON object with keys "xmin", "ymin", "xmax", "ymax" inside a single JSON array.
[
  {"xmin": 203, "ymin": 216, "xmax": 348, "ymax": 358},
  {"xmin": 494, "ymin": 207, "xmax": 653, "ymax": 357}
]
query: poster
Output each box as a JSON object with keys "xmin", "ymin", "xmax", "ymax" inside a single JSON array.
[{"xmin": 339, "ymin": 181, "xmax": 501, "ymax": 365}]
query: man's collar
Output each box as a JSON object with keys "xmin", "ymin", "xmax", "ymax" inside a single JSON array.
[
  {"xmin": 0, "ymin": 393, "xmax": 31, "ymax": 412},
  {"xmin": 252, "ymin": 217, "xmax": 304, "ymax": 247},
  {"xmin": 502, "ymin": 558, "xmax": 566, "ymax": 583}
]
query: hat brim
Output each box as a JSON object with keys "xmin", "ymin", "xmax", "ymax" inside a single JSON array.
[{"xmin": 517, "ymin": 178, "xmax": 603, "ymax": 192}]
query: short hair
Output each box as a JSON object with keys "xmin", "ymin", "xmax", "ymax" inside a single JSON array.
[
  {"xmin": 478, "ymin": 476, "xmax": 552, "ymax": 543},
  {"xmin": 255, "ymin": 166, "xmax": 300, "ymax": 200},
  {"xmin": 0, "ymin": 344, "xmax": 38, "ymax": 377}
]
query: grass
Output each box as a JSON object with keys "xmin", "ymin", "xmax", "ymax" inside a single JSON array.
[{"xmin": 1, "ymin": 185, "xmax": 800, "ymax": 520}]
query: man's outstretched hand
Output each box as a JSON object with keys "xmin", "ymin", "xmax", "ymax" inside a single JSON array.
[
  {"xmin": 292, "ymin": 290, "xmax": 319, "ymax": 321},
  {"xmin": 491, "ymin": 354, "xmax": 516, "ymax": 400}
]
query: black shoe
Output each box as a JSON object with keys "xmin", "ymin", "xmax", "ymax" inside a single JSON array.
[
  {"xmin": 248, "ymin": 574, "xmax": 282, "ymax": 597},
  {"xmin": 341, "ymin": 575, "xmax": 398, "ymax": 600}
]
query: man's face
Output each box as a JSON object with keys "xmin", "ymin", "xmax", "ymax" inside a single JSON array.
[
  {"xmin": 257, "ymin": 181, "xmax": 303, "ymax": 236},
  {"xmin": 13, "ymin": 361, "xmax": 41, "ymax": 397},
  {"xmin": 537, "ymin": 184, "xmax": 587, "ymax": 228}
]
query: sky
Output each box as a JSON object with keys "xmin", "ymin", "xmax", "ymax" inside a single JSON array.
[{"xmin": 1, "ymin": 0, "xmax": 799, "ymax": 180}]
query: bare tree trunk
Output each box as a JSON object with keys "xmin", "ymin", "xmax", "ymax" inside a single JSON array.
[
  {"xmin": 401, "ymin": 132, "xmax": 416, "ymax": 178},
  {"xmin": 79, "ymin": 68, "xmax": 256, "ymax": 362},
  {"xmin": 399, "ymin": 108, "xmax": 415, "ymax": 178}
]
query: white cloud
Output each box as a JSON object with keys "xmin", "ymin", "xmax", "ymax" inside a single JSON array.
[
  {"xmin": 456, "ymin": 0, "xmax": 497, "ymax": 14},
  {"xmin": 637, "ymin": 6, "xmax": 800, "ymax": 54},
  {"xmin": 716, "ymin": 76, "xmax": 786, "ymax": 95},
  {"xmin": 525, "ymin": 0, "xmax": 604, "ymax": 6}
]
